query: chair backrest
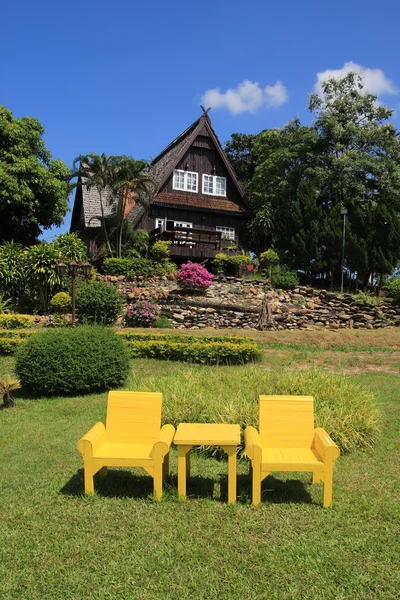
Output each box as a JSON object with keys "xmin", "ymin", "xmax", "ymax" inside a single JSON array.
[
  {"xmin": 105, "ymin": 391, "xmax": 162, "ymax": 443},
  {"xmin": 259, "ymin": 395, "xmax": 314, "ymax": 448}
]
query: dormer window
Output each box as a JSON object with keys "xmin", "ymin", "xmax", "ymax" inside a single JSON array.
[
  {"xmin": 202, "ymin": 174, "xmax": 227, "ymax": 197},
  {"xmin": 173, "ymin": 169, "xmax": 198, "ymax": 192}
]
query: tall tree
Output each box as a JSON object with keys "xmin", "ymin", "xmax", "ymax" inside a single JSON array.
[
  {"xmin": 0, "ymin": 105, "xmax": 70, "ymax": 244},
  {"xmin": 71, "ymin": 153, "xmax": 114, "ymax": 255},
  {"xmin": 224, "ymin": 133, "xmax": 257, "ymax": 187},
  {"xmin": 109, "ymin": 156, "xmax": 154, "ymax": 257}
]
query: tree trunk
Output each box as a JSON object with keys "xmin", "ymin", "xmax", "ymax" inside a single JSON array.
[
  {"xmin": 256, "ymin": 296, "xmax": 276, "ymax": 330},
  {"xmin": 3, "ymin": 393, "xmax": 15, "ymax": 408},
  {"xmin": 99, "ymin": 189, "xmax": 113, "ymax": 256}
]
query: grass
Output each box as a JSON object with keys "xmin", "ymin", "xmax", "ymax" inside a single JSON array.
[{"xmin": 1, "ymin": 332, "xmax": 400, "ymax": 599}]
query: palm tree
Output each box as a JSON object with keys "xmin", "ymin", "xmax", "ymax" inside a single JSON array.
[
  {"xmin": 109, "ymin": 156, "xmax": 155, "ymax": 258},
  {"xmin": 71, "ymin": 153, "xmax": 114, "ymax": 255}
]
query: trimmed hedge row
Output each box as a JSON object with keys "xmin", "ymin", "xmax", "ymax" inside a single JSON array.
[
  {"xmin": 0, "ymin": 314, "xmax": 34, "ymax": 329},
  {"xmin": 119, "ymin": 332, "xmax": 256, "ymax": 345},
  {"xmin": 0, "ymin": 329, "xmax": 37, "ymax": 354},
  {"xmin": 126, "ymin": 339, "xmax": 261, "ymax": 364},
  {"xmin": 103, "ymin": 257, "xmax": 176, "ymax": 278}
]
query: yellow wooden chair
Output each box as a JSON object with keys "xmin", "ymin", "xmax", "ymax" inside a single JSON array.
[
  {"xmin": 245, "ymin": 395, "xmax": 340, "ymax": 507},
  {"xmin": 77, "ymin": 391, "xmax": 175, "ymax": 499}
]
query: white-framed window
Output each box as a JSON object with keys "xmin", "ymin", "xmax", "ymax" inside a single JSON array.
[
  {"xmin": 155, "ymin": 218, "xmax": 166, "ymax": 230},
  {"xmin": 174, "ymin": 221, "xmax": 192, "ymax": 228},
  {"xmin": 216, "ymin": 226, "xmax": 235, "ymax": 240},
  {"xmin": 202, "ymin": 174, "xmax": 227, "ymax": 197},
  {"xmin": 173, "ymin": 169, "xmax": 198, "ymax": 192}
]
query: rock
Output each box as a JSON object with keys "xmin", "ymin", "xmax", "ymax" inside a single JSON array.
[
  {"xmin": 330, "ymin": 322, "xmax": 340, "ymax": 329},
  {"xmin": 172, "ymin": 313, "xmax": 185, "ymax": 322},
  {"xmin": 305, "ymin": 301, "xmax": 316, "ymax": 309}
]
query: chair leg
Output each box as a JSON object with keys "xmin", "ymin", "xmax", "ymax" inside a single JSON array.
[
  {"xmin": 252, "ymin": 466, "xmax": 261, "ymax": 505},
  {"xmin": 84, "ymin": 466, "xmax": 94, "ymax": 495},
  {"xmin": 153, "ymin": 463, "xmax": 163, "ymax": 501},
  {"xmin": 312, "ymin": 472, "xmax": 321, "ymax": 485},
  {"xmin": 323, "ymin": 466, "xmax": 333, "ymax": 508},
  {"xmin": 163, "ymin": 452, "xmax": 169, "ymax": 478},
  {"xmin": 99, "ymin": 466, "xmax": 108, "ymax": 478}
]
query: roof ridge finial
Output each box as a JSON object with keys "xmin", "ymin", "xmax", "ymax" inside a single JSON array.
[{"xmin": 200, "ymin": 105, "xmax": 211, "ymax": 118}]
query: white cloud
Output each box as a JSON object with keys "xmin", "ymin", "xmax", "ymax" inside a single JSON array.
[
  {"xmin": 201, "ymin": 79, "xmax": 288, "ymax": 115},
  {"xmin": 315, "ymin": 61, "xmax": 398, "ymax": 97}
]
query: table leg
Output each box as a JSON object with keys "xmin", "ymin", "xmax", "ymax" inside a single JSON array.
[
  {"xmin": 178, "ymin": 445, "xmax": 191, "ymax": 499},
  {"xmin": 223, "ymin": 446, "xmax": 237, "ymax": 504}
]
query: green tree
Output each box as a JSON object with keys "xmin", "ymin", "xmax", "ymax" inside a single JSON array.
[
  {"xmin": 0, "ymin": 105, "xmax": 70, "ymax": 244},
  {"xmin": 71, "ymin": 153, "xmax": 114, "ymax": 256},
  {"xmin": 109, "ymin": 156, "xmax": 154, "ymax": 257},
  {"xmin": 52, "ymin": 232, "xmax": 88, "ymax": 264},
  {"xmin": 224, "ymin": 133, "xmax": 258, "ymax": 187}
]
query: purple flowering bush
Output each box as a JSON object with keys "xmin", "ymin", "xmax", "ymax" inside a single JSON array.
[
  {"xmin": 123, "ymin": 300, "xmax": 161, "ymax": 328},
  {"xmin": 177, "ymin": 261, "xmax": 214, "ymax": 291}
]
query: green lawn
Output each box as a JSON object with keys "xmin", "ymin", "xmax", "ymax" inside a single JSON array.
[{"xmin": 1, "ymin": 337, "xmax": 400, "ymax": 599}]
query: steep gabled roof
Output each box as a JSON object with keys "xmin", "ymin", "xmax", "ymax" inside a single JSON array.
[{"xmin": 149, "ymin": 113, "xmax": 248, "ymax": 206}]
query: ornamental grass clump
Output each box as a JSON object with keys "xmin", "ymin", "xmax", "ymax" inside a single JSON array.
[
  {"xmin": 177, "ymin": 261, "xmax": 214, "ymax": 291},
  {"xmin": 123, "ymin": 300, "xmax": 161, "ymax": 327},
  {"xmin": 15, "ymin": 326, "xmax": 130, "ymax": 395}
]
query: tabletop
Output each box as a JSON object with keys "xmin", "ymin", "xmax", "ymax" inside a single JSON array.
[{"xmin": 174, "ymin": 423, "xmax": 241, "ymax": 446}]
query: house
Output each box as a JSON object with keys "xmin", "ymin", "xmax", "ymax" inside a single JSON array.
[{"xmin": 70, "ymin": 109, "xmax": 250, "ymax": 260}]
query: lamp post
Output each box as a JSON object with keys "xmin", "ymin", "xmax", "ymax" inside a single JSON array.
[
  {"xmin": 56, "ymin": 260, "xmax": 92, "ymax": 327},
  {"xmin": 340, "ymin": 208, "xmax": 348, "ymax": 294}
]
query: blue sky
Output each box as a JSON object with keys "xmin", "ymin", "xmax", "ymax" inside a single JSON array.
[{"xmin": 1, "ymin": 0, "xmax": 399, "ymax": 239}]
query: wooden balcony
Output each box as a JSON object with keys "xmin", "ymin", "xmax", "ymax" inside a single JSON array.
[{"xmin": 151, "ymin": 226, "xmax": 223, "ymax": 259}]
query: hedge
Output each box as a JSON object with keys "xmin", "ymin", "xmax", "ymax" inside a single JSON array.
[
  {"xmin": 0, "ymin": 314, "xmax": 34, "ymax": 329},
  {"xmin": 126, "ymin": 339, "xmax": 261, "ymax": 364},
  {"xmin": 103, "ymin": 257, "xmax": 176, "ymax": 278},
  {"xmin": 119, "ymin": 332, "xmax": 257, "ymax": 345},
  {"xmin": 0, "ymin": 329, "xmax": 37, "ymax": 354}
]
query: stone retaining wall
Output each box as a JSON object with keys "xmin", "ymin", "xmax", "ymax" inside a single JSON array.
[{"xmin": 96, "ymin": 274, "xmax": 400, "ymax": 330}]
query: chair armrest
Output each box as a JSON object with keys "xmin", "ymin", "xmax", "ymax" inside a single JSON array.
[
  {"xmin": 314, "ymin": 428, "xmax": 340, "ymax": 462},
  {"xmin": 244, "ymin": 426, "xmax": 261, "ymax": 461},
  {"xmin": 77, "ymin": 422, "xmax": 106, "ymax": 457},
  {"xmin": 152, "ymin": 424, "xmax": 175, "ymax": 458}
]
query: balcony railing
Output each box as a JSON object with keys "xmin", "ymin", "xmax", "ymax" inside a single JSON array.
[{"xmin": 150, "ymin": 226, "xmax": 225, "ymax": 259}]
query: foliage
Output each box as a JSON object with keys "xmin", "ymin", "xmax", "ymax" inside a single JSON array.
[
  {"xmin": 75, "ymin": 281, "xmax": 123, "ymax": 325},
  {"xmin": 127, "ymin": 339, "xmax": 260, "ymax": 365},
  {"xmin": 150, "ymin": 240, "xmax": 171, "ymax": 261},
  {"xmin": 271, "ymin": 264, "xmax": 299, "ymax": 289},
  {"xmin": 103, "ymin": 258, "xmax": 133, "ymax": 277},
  {"xmin": 0, "ymin": 374, "xmax": 20, "ymax": 408},
  {"xmin": 177, "ymin": 261, "xmax": 214, "ymax": 291},
  {"xmin": 103, "ymin": 256, "xmax": 176, "ymax": 278},
  {"xmin": 354, "ymin": 291, "xmax": 381, "ymax": 307},
  {"xmin": 0, "ymin": 329, "xmax": 37, "ymax": 354},
  {"xmin": 15, "ymin": 326, "xmax": 130, "ymax": 395},
  {"xmin": 123, "ymin": 300, "xmax": 161, "ymax": 328},
  {"xmin": 154, "ymin": 316, "xmax": 173, "ymax": 329},
  {"xmin": 0, "ymin": 314, "xmax": 34, "ymax": 329},
  {"xmin": 0, "ymin": 242, "xmax": 26, "ymax": 299},
  {"xmin": 386, "ymin": 278, "xmax": 400, "ymax": 302},
  {"xmin": 23, "ymin": 243, "xmax": 60, "ymax": 312},
  {"xmin": 248, "ymin": 73, "xmax": 400, "ymax": 287},
  {"xmin": 0, "ymin": 294, "xmax": 14, "ymax": 314},
  {"xmin": 119, "ymin": 332, "xmax": 257, "ymax": 344},
  {"xmin": 52, "ymin": 233, "xmax": 87, "ymax": 264},
  {"xmin": 224, "ymin": 133, "xmax": 257, "ymax": 186},
  {"xmin": 123, "ymin": 227, "xmax": 150, "ymax": 258},
  {"xmin": 259, "ymin": 249, "xmax": 279, "ymax": 281},
  {"xmin": 0, "ymin": 105, "xmax": 69, "ymax": 245},
  {"xmin": 49, "ymin": 292, "xmax": 72, "ymax": 314},
  {"xmin": 212, "ymin": 253, "xmax": 251, "ymax": 276}
]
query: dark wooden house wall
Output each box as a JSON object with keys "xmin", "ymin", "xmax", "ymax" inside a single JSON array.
[{"xmin": 160, "ymin": 137, "xmax": 243, "ymax": 206}]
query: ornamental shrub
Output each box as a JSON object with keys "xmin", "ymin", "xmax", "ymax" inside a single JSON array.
[
  {"xmin": 103, "ymin": 258, "xmax": 133, "ymax": 277},
  {"xmin": 123, "ymin": 300, "xmax": 161, "ymax": 327},
  {"xmin": 271, "ymin": 265, "xmax": 299, "ymax": 289},
  {"xmin": 211, "ymin": 253, "xmax": 251, "ymax": 276},
  {"xmin": 76, "ymin": 281, "xmax": 123, "ymax": 325},
  {"xmin": 259, "ymin": 249, "xmax": 279, "ymax": 280},
  {"xmin": 177, "ymin": 261, "xmax": 214, "ymax": 291},
  {"xmin": 15, "ymin": 326, "xmax": 130, "ymax": 395},
  {"xmin": 49, "ymin": 292, "xmax": 72, "ymax": 314},
  {"xmin": 386, "ymin": 278, "xmax": 400, "ymax": 302},
  {"xmin": 0, "ymin": 314, "xmax": 34, "ymax": 329},
  {"xmin": 150, "ymin": 240, "xmax": 171, "ymax": 261}
]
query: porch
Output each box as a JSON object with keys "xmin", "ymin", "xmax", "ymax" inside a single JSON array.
[{"xmin": 150, "ymin": 225, "xmax": 233, "ymax": 260}]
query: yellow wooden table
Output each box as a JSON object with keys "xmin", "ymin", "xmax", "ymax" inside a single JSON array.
[{"xmin": 174, "ymin": 423, "xmax": 241, "ymax": 504}]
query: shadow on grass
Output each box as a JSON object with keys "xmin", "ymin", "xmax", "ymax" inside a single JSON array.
[
  {"xmin": 61, "ymin": 469, "xmax": 214, "ymax": 500},
  {"xmin": 220, "ymin": 473, "xmax": 315, "ymax": 505}
]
